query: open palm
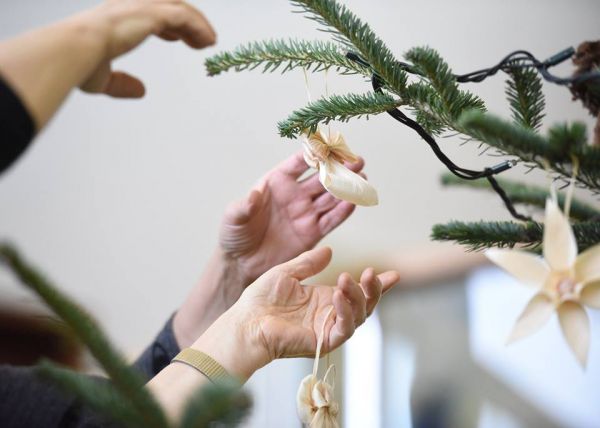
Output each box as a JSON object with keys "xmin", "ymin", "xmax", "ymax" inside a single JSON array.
[
  {"xmin": 235, "ymin": 247, "xmax": 399, "ymax": 363},
  {"xmin": 220, "ymin": 152, "xmax": 365, "ymax": 282}
]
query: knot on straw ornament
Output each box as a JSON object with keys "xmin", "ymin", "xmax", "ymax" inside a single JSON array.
[
  {"xmin": 302, "ymin": 128, "xmax": 379, "ymax": 207},
  {"xmin": 296, "ymin": 307, "xmax": 340, "ymax": 428}
]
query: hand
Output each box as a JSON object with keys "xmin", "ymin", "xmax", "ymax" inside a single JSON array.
[
  {"xmin": 220, "ymin": 151, "xmax": 365, "ymax": 284},
  {"xmin": 173, "ymin": 152, "xmax": 365, "ymax": 347},
  {"xmin": 78, "ymin": 0, "xmax": 216, "ymax": 97},
  {"xmin": 193, "ymin": 247, "xmax": 400, "ymax": 380}
]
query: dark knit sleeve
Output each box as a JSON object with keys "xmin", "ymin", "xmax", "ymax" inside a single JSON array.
[
  {"xmin": 0, "ymin": 76, "xmax": 35, "ymax": 175},
  {"xmin": 133, "ymin": 315, "xmax": 181, "ymax": 380},
  {"xmin": 0, "ymin": 317, "xmax": 180, "ymax": 427}
]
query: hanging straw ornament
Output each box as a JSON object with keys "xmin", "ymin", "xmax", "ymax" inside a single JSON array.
[
  {"xmin": 486, "ymin": 160, "xmax": 600, "ymax": 367},
  {"xmin": 297, "ymin": 307, "xmax": 340, "ymax": 428},
  {"xmin": 302, "ymin": 128, "xmax": 379, "ymax": 206}
]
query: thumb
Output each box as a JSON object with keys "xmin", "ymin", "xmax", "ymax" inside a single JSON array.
[
  {"xmin": 278, "ymin": 247, "xmax": 333, "ymax": 280},
  {"xmin": 103, "ymin": 71, "xmax": 146, "ymax": 98},
  {"xmin": 222, "ymin": 189, "xmax": 263, "ymax": 226}
]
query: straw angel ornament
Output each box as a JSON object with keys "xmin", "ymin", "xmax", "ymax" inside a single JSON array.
[
  {"xmin": 487, "ymin": 196, "xmax": 600, "ymax": 367},
  {"xmin": 302, "ymin": 127, "xmax": 378, "ymax": 207}
]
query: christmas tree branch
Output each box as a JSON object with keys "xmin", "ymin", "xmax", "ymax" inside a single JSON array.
[
  {"xmin": 290, "ymin": 0, "xmax": 408, "ymax": 96},
  {"xmin": 37, "ymin": 361, "xmax": 144, "ymax": 427},
  {"xmin": 459, "ymin": 110, "xmax": 600, "ymax": 190},
  {"xmin": 205, "ymin": 39, "xmax": 371, "ymax": 77},
  {"xmin": 431, "ymin": 220, "xmax": 600, "ymax": 252},
  {"xmin": 0, "ymin": 243, "xmax": 168, "ymax": 428},
  {"xmin": 505, "ymin": 66, "xmax": 545, "ymax": 131},
  {"xmin": 278, "ymin": 92, "xmax": 402, "ymax": 137},
  {"xmin": 181, "ymin": 381, "xmax": 252, "ymax": 428},
  {"xmin": 404, "ymin": 47, "xmax": 486, "ymax": 123},
  {"xmin": 441, "ymin": 173, "xmax": 600, "ymax": 221}
]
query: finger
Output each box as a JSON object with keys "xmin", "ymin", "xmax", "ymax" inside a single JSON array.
[
  {"xmin": 278, "ymin": 151, "xmax": 310, "ymax": 179},
  {"xmin": 338, "ymin": 273, "xmax": 367, "ymax": 326},
  {"xmin": 359, "ymin": 268, "xmax": 382, "ymax": 316},
  {"xmin": 299, "ymin": 173, "xmax": 326, "ymax": 198},
  {"xmin": 344, "ymin": 156, "xmax": 365, "ymax": 173},
  {"xmin": 318, "ymin": 201, "xmax": 356, "ymax": 235},
  {"xmin": 222, "ymin": 189, "xmax": 263, "ymax": 226},
  {"xmin": 329, "ymin": 289, "xmax": 355, "ymax": 350},
  {"xmin": 103, "ymin": 71, "xmax": 146, "ymax": 98},
  {"xmin": 377, "ymin": 271, "xmax": 401, "ymax": 294},
  {"xmin": 154, "ymin": 2, "xmax": 217, "ymax": 49},
  {"xmin": 279, "ymin": 247, "xmax": 332, "ymax": 280},
  {"xmin": 313, "ymin": 192, "xmax": 339, "ymax": 215}
]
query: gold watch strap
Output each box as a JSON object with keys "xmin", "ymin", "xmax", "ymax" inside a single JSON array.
[{"xmin": 172, "ymin": 348, "xmax": 232, "ymax": 384}]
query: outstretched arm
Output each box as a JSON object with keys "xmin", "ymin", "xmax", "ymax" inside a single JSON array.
[
  {"xmin": 148, "ymin": 247, "xmax": 399, "ymax": 422},
  {"xmin": 0, "ymin": 0, "xmax": 216, "ymax": 130}
]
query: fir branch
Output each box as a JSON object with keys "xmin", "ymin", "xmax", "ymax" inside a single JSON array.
[
  {"xmin": 180, "ymin": 381, "xmax": 252, "ymax": 428},
  {"xmin": 37, "ymin": 361, "xmax": 144, "ymax": 428},
  {"xmin": 205, "ymin": 39, "xmax": 370, "ymax": 77},
  {"xmin": 505, "ymin": 66, "xmax": 545, "ymax": 131},
  {"xmin": 440, "ymin": 173, "xmax": 600, "ymax": 221},
  {"xmin": 404, "ymin": 47, "xmax": 486, "ymax": 121},
  {"xmin": 0, "ymin": 244, "xmax": 168, "ymax": 428},
  {"xmin": 278, "ymin": 92, "xmax": 401, "ymax": 137},
  {"xmin": 431, "ymin": 220, "xmax": 600, "ymax": 252},
  {"xmin": 458, "ymin": 110, "xmax": 600, "ymax": 190},
  {"xmin": 290, "ymin": 0, "xmax": 408, "ymax": 95}
]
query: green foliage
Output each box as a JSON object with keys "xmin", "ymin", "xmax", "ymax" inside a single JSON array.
[
  {"xmin": 205, "ymin": 39, "xmax": 371, "ymax": 77},
  {"xmin": 404, "ymin": 47, "xmax": 486, "ymax": 122},
  {"xmin": 278, "ymin": 92, "xmax": 401, "ymax": 137},
  {"xmin": 37, "ymin": 361, "xmax": 145, "ymax": 427},
  {"xmin": 0, "ymin": 243, "xmax": 169, "ymax": 428},
  {"xmin": 181, "ymin": 381, "xmax": 252, "ymax": 428},
  {"xmin": 441, "ymin": 173, "xmax": 600, "ymax": 221},
  {"xmin": 431, "ymin": 220, "xmax": 600, "ymax": 252},
  {"xmin": 505, "ymin": 66, "xmax": 545, "ymax": 131},
  {"xmin": 459, "ymin": 110, "xmax": 600, "ymax": 190},
  {"xmin": 289, "ymin": 0, "xmax": 408, "ymax": 95}
]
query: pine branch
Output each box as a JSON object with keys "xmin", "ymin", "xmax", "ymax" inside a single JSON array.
[
  {"xmin": 505, "ymin": 66, "xmax": 545, "ymax": 131},
  {"xmin": 440, "ymin": 173, "xmax": 600, "ymax": 221},
  {"xmin": 405, "ymin": 47, "xmax": 486, "ymax": 122},
  {"xmin": 180, "ymin": 381, "xmax": 252, "ymax": 428},
  {"xmin": 459, "ymin": 110, "xmax": 600, "ymax": 190},
  {"xmin": 205, "ymin": 39, "xmax": 370, "ymax": 77},
  {"xmin": 431, "ymin": 220, "xmax": 600, "ymax": 252},
  {"xmin": 278, "ymin": 92, "xmax": 401, "ymax": 137},
  {"xmin": 0, "ymin": 243, "xmax": 168, "ymax": 428},
  {"xmin": 290, "ymin": 0, "xmax": 408, "ymax": 95},
  {"xmin": 37, "ymin": 361, "xmax": 144, "ymax": 427}
]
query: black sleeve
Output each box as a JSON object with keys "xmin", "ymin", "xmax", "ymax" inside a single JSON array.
[
  {"xmin": 0, "ymin": 317, "xmax": 181, "ymax": 428},
  {"xmin": 0, "ymin": 76, "xmax": 35, "ymax": 175},
  {"xmin": 133, "ymin": 314, "xmax": 181, "ymax": 380}
]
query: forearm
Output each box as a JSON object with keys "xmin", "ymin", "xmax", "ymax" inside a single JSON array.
[
  {"xmin": 0, "ymin": 12, "xmax": 106, "ymax": 130},
  {"xmin": 147, "ymin": 309, "xmax": 264, "ymax": 423},
  {"xmin": 173, "ymin": 249, "xmax": 249, "ymax": 348}
]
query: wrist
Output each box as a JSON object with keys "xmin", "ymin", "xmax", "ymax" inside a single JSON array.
[
  {"xmin": 173, "ymin": 249, "xmax": 249, "ymax": 348},
  {"xmin": 190, "ymin": 307, "xmax": 269, "ymax": 382}
]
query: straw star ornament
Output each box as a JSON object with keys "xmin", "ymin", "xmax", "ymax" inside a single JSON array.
[{"xmin": 487, "ymin": 198, "xmax": 600, "ymax": 367}]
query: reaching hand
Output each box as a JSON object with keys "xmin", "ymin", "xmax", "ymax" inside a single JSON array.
[
  {"xmin": 192, "ymin": 247, "xmax": 399, "ymax": 379},
  {"xmin": 79, "ymin": 0, "xmax": 216, "ymax": 97},
  {"xmin": 220, "ymin": 151, "xmax": 365, "ymax": 283}
]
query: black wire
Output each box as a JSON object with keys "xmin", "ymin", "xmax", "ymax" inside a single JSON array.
[{"xmin": 346, "ymin": 52, "xmax": 533, "ymax": 222}]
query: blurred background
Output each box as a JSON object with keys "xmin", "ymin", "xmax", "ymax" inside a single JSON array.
[{"xmin": 1, "ymin": 0, "xmax": 599, "ymax": 427}]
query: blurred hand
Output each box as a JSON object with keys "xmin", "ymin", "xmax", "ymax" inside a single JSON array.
[
  {"xmin": 193, "ymin": 247, "xmax": 399, "ymax": 380},
  {"xmin": 220, "ymin": 151, "xmax": 364, "ymax": 283},
  {"xmin": 78, "ymin": 0, "xmax": 216, "ymax": 97}
]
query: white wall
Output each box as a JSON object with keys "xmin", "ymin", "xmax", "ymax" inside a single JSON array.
[{"xmin": 0, "ymin": 0, "xmax": 598, "ymax": 426}]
